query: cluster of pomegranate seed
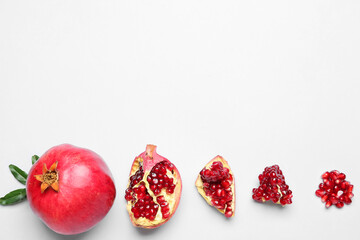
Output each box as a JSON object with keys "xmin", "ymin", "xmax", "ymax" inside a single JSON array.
[
  {"xmin": 130, "ymin": 183, "xmax": 159, "ymax": 220},
  {"xmin": 315, "ymin": 170, "xmax": 354, "ymax": 208},
  {"xmin": 125, "ymin": 166, "xmax": 144, "ymax": 197},
  {"xmin": 157, "ymin": 196, "xmax": 170, "ymax": 218},
  {"xmin": 147, "ymin": 161, "xmax": 176, "ymax": 196},
  {"xmin": 125, "ymin": 161, "xmax": 178, "ymax": 220},
  {"xmin": 200, "ymin": 161, "xmax": 234, "ymax": 218},
  {"xmin": 252, "ymin": 165, "xmax": 293, "ymax": 205},
  {"xmin": 125, "ymin": 167, "xmax": 160, "ymax": 220}
]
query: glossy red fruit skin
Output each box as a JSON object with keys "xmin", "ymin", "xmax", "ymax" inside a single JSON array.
[{"xmin": 26, "ymin": 144, "xmax": 116, "ymax": 235}]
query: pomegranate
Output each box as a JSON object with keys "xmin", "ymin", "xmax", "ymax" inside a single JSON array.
[
  {"xmin": 252, "ymin": 165, "xmax": 293, "ymax": 206},
  {"xmin": 195, "ymin": 156, "xmax": 235, "ymax": 218},
  {"xmin": 315, "ymin": 170, "xmax": 354, "ymax": 208},
  {"xmin": 0, "ymin": 144, "xmax": 116, "ymax": 235},
  {"xmin": 125, "ymin": 145, "xmax": 182, "ymax": 228}
]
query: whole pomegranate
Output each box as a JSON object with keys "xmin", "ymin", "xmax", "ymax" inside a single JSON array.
[
  {"xmin": 0, "ymin": 144, "xmax": 116, "ymax": 235},
  {"xmin": 195, "ymin": 156, "xmax": 235, "ymax": 218},
  {"xmin": 125, "ymin": 145, "xmax": 182, "ymax": 228}
]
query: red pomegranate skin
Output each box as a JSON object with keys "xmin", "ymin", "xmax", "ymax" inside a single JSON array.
[{"xmin": 26, "ymin": 144, "xmax": 116, "ymax": 235}]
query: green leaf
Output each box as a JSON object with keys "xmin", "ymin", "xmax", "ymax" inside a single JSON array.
[
  {"xmin": 0, "ymin": 188, "xmax": 27, "ymax": 205},
  {"xmin": 9, "ymin": 164, "xmax": 28, "ymax": 185},
  {"xmin": 32, "ymin": 155, "xmax": 39, "ymax": 165}
]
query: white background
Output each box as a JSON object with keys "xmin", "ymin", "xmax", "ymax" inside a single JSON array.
[{"xmin": 0, "ymin": 0, "xmax": 359, "ymax": 239}]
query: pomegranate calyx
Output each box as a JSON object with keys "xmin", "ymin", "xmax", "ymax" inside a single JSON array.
[
  {"xmin": 34, "ymin": 161, "xmax": 59, "ymax": 193},
  {"xmin": 145, "ymin": 144, "xmax": 157, "ymax": 159}
]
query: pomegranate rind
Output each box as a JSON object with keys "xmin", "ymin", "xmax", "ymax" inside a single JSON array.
[
  {"xmin": 125, "ymin": 145, "xmax": 182, "ymax": 229},
  {"xmin": 195, "ymin": 155, "xmax": 235, "ymax": 217}
]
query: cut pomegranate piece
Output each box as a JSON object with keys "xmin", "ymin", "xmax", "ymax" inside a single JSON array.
[
  {"xmin": 125, "ymin": 145, "xmax": 182, "ymax": 228},
  {"xmin": 315, "ymin": 170, "xmax": 354, "ymax": 208},
  {"xmin": 252, "ymin": 165, "xmax": 293, "ymax": 206},
  {"xmin": 195, "ymin": 156, "xmax": 235, "ymax": 218}
]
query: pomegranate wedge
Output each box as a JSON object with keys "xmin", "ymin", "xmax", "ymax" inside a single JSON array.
[{"xmin": 195, "ymin": 156, "xmax": 235, "ymax": 218}]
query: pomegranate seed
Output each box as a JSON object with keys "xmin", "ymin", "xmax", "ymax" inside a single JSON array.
[
  {"xmin": 161, "ymin": 206, "xmax": 170, "ymax": 213},
  {"xmin": 336, "ymin": 202, "xmax": 344, "ymax": 208},
  {"xmin": 321, "ymin": 194, "xmax": 328, "ymax": 203},
  {"xmin": 147, "ymin": 176, "xmax": 152, "ymax": 183},
  {"xmin": 322, "ymin": 172, "xmax": 329, "ymax": 179},
  {"xmin": 344, "ymin": 197, "xmax": 352, "ymax": 204},
  {"xmin": 157, "ymin": 196, "xmax": 165, "ymax": 202},
  {"xmin": 221, "ymin": 180, "xmax": 230, "ymax": 188},
  {"xmin": 325, "ymin": 201, "xmax": 332, "ymax": 208},
  {"xmin": 216, "ymin": 189, "xmax": 225, "ymax": 197},
  {"xmin": 139, "ymin": 185, "xmax": 146, "ymax": 192},
  {"xmin": 224, "ymin": 211, "xmax": 233, "ymax": 218},
  {"xmin": 338, "ymin": 173, "xmax": 346, "ymax": 180},
  {"xmin": 160, "ymin": 201, "xmax": 169, "ymax": 208}
]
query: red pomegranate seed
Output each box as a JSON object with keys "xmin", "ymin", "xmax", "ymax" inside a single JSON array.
[
  {"xmin": 315, "ymin": 170, "xmax": 354, "ymax": 208},
  {"xmin": 315, "ymin": 189, "xmax": 325, "ymax": 197},
  {"xmin": 321, "ymin": 194, "xmax": 328, "ymax": 203},
  {"xmin": 336, "ymin": 202, "xmax": 344, "ymax": 208},
  {"xmin": 224, "ymin": 211, "xmax": 233, "ymax": 218},
  {"xmin": 338, "ymin": 173, "xmax": 346, "ymax": 180}
]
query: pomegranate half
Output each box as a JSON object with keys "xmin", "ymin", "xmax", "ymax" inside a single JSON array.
[
  {"xmin": 195, "ymin": 156, "xmax": 235, "ymax": 218},
  {"xmin": 1, "ymin": 144, "xmax": 116, "ymax": 235},
  {"xmin": 125, "ymin": 145, "xmax": 182, "ymax": 228}
]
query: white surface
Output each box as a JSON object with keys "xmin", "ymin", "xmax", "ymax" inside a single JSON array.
[{"xmin": 0, "ymin": 0, "xmax": 359, "ymax": 239}]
